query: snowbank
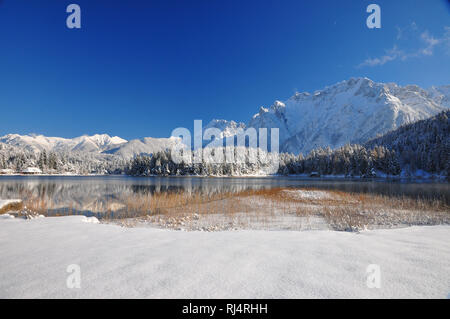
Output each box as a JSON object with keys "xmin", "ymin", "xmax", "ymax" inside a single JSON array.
[
  {"xmin": 0, "ymin": 199, "xmax": 22, "ymax": 214},
  {"xmin": 0, "ymin": 216, "xmax": 448, "ymax": 298},
  {"xmin": 80, "ymin": 216, "xmax": 100, "ymax": 224},
  {"xmin": 282, "ymin": 189, "xmax": 336, "ymax": 200},
  {"xmin": 0, "ymin": 199, "xmax": 22, "ymax": 210},
  {"xmin": 0, "ymin": 213, "xmax": 15, "ymax": 220}
]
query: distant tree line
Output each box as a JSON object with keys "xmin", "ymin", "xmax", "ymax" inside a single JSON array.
[
  {"xmin": 279, "ymin": 110, "xmax": 449, "ymax": 177},
  {"xmin": 124, "ymin": 144, "xmax": 401, "ymax": 177},
  {"xmin": 126, "ymin": 111, "xmax": 449, "ymax": 178},
  {"xmin": 0, "ymin": 145, "xmax": 127, "ymax": 175},
  {"xmin": 1, "ymin": 111, "xmax": 448, "ymax": 178},
  {"xmin": 365, "ymin": 110, "xmax": 449, "ymax": 176},
  {"xmin": 278, "ymin": 144, "xmax": 401, "ymax": 177},
  {"xmin": 126, "ymin": 147, "xmax": 278, "ymax": 176}
]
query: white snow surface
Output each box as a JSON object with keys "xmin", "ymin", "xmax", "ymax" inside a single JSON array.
[
  {"xmin": 0, "ymin": 213, "xmax": 15, "ymax": 220},
  {"xmin": 283, "ymin": 190, "xmax": 335, "ymax": 200},
  {"xmin": 80, "ymin": 216, "xmax": 100, "ymax": 224},
  {"xmin": 0, "ymin": 216, "xmax": 449, "ymax": 298}
]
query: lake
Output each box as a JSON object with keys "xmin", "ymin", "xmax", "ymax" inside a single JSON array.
[{"xmin": 0, "ymin": 176, "xmax": 448, "ymax": 218}]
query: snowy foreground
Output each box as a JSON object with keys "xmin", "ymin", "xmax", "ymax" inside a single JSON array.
[{"xmin": 0, "ymin": 215, "xmax": 449, "ymax": 298}]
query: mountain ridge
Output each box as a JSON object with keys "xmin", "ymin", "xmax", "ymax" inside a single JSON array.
[
  {"xmin": 1, "ymin": 78, "xmax": 449, "ymax": 158},
  {"xmin": 247, "ymin": 77, "xmax": 449, "ymax": 154},
  {"xmin": 0, "ymin": 133, "xmax": 127, "ymax": 154}
]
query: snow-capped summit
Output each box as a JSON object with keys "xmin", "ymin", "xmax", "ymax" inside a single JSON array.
[
  {"xmin": 204, "ymin": 119, "xmax": 246, "ymax": 138},
  {"xmin": 1, "ymin": 78, "xmax": 448, "ymax": 159},
  {"xmin": 103, "ymin": 136, "xmax": 182, "ymax": 159},
  {"xmin": 0, "ymin": 133, "xmax": 127, "ymax": 153},
  {"xmin": 81, "ymin": 134, "xmax": 127, "ymax": 147},
  {"xmin": 248, "ymin": 77, "xmax": 449, "ymax": 155}
]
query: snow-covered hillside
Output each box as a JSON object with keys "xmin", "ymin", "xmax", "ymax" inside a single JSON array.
[
  {"xmin": 0, "ymin": 133, "xmax": 182, "ymax": 160},
  {"xmin": 104, "ymin": 136, "xmax": 182, "ymax": 159},
  {"xmin": 0, "ymin": 133, "xmax": 127, "ymax": 154},
  {"xmin": 246, "ymin": 78, "xmax": 449, "ymax": 155},
  {"xmin": 204, "ymin": 119, "xmax": 247, "ymax": 138},
  {"xmin": 429, "ymin": 85, "xmax": 450, "ymax": 108},
  {"xmin": 1, "ymin": 78, "xmax": 448, "ymax": 159}
]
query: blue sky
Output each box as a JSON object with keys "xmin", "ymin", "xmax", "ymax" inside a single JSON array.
[{"xmin": 0, "ymin": 0, "xmax": 449, "ymax": 139}]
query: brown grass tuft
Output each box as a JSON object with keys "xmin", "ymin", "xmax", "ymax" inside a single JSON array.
[{"xmin": 0, "ymin": 201, "xmax": 23, "ymax": 214}]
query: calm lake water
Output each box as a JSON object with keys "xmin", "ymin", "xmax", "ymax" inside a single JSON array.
[{"xmin": 0, "ymin": 176, "xmax": 448, "ymax": 218}]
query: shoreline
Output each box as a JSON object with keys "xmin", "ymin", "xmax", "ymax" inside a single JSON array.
[
  {"xmin": 0, "ymin": 173, "xmax": 448, "ymax": 182},
  {"xmin": 3, "ymin": 187, "xmax": 448, "ymax": 232}
]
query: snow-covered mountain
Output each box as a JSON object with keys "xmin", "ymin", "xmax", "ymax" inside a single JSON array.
[
  {"xmin": 0, "ymin": 133, "xmax": 183, "ymax": 160},
  {"xmin": 428, "ymin": 85, "xmax": 450, "ymax": 108},
  {"xmin": 0, "ymin": 134, "xmax": 127, "ymax": 153},
  {"xmin": 1, "ymin": 78, "xmax": 448, "ymax": 159},
  {"xmin": 103, "ymin": 137, "xmax": 182, "ymax": 159},
  {"xmin": 244, "ymin": 77, "xmax": 449, "ymax": 154},
  {"xmin": 203, "ymin": 119, "xmax": 246, "ymax": 138}
]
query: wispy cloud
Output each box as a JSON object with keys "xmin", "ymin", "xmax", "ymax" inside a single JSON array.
[
  {"xmin": 358, "ymin": 23, "xmax": 450, "ymax": 68},
  {"xmin": 395, "ymin": 22, "xmax": 417, "ymax": 40},
  {"xmin": 444, "ymin": 26, "xmax": 450, "ymax": 55},
  {"xmin": 420, "ymin": 31, "xmax": 440, "ymax": 56},
  {"xmin": 359, "ymin": 46, "xmax": 402, "ymax": 67}
]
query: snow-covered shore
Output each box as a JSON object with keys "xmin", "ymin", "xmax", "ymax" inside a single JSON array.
[
  {"xmin": 0, "ymin": 215, "xmax": 448, "ymax": 298},
  {"xmin": 0, "ymin": 199, "xmax": 22, "ymax": 214},
  {"xmin": 1, "ymin": 171, "xmax": 448, "ymax": 183},
  {"xmin": 0, "ymin": 199, "xmax": 21, "ymax": 209}
]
